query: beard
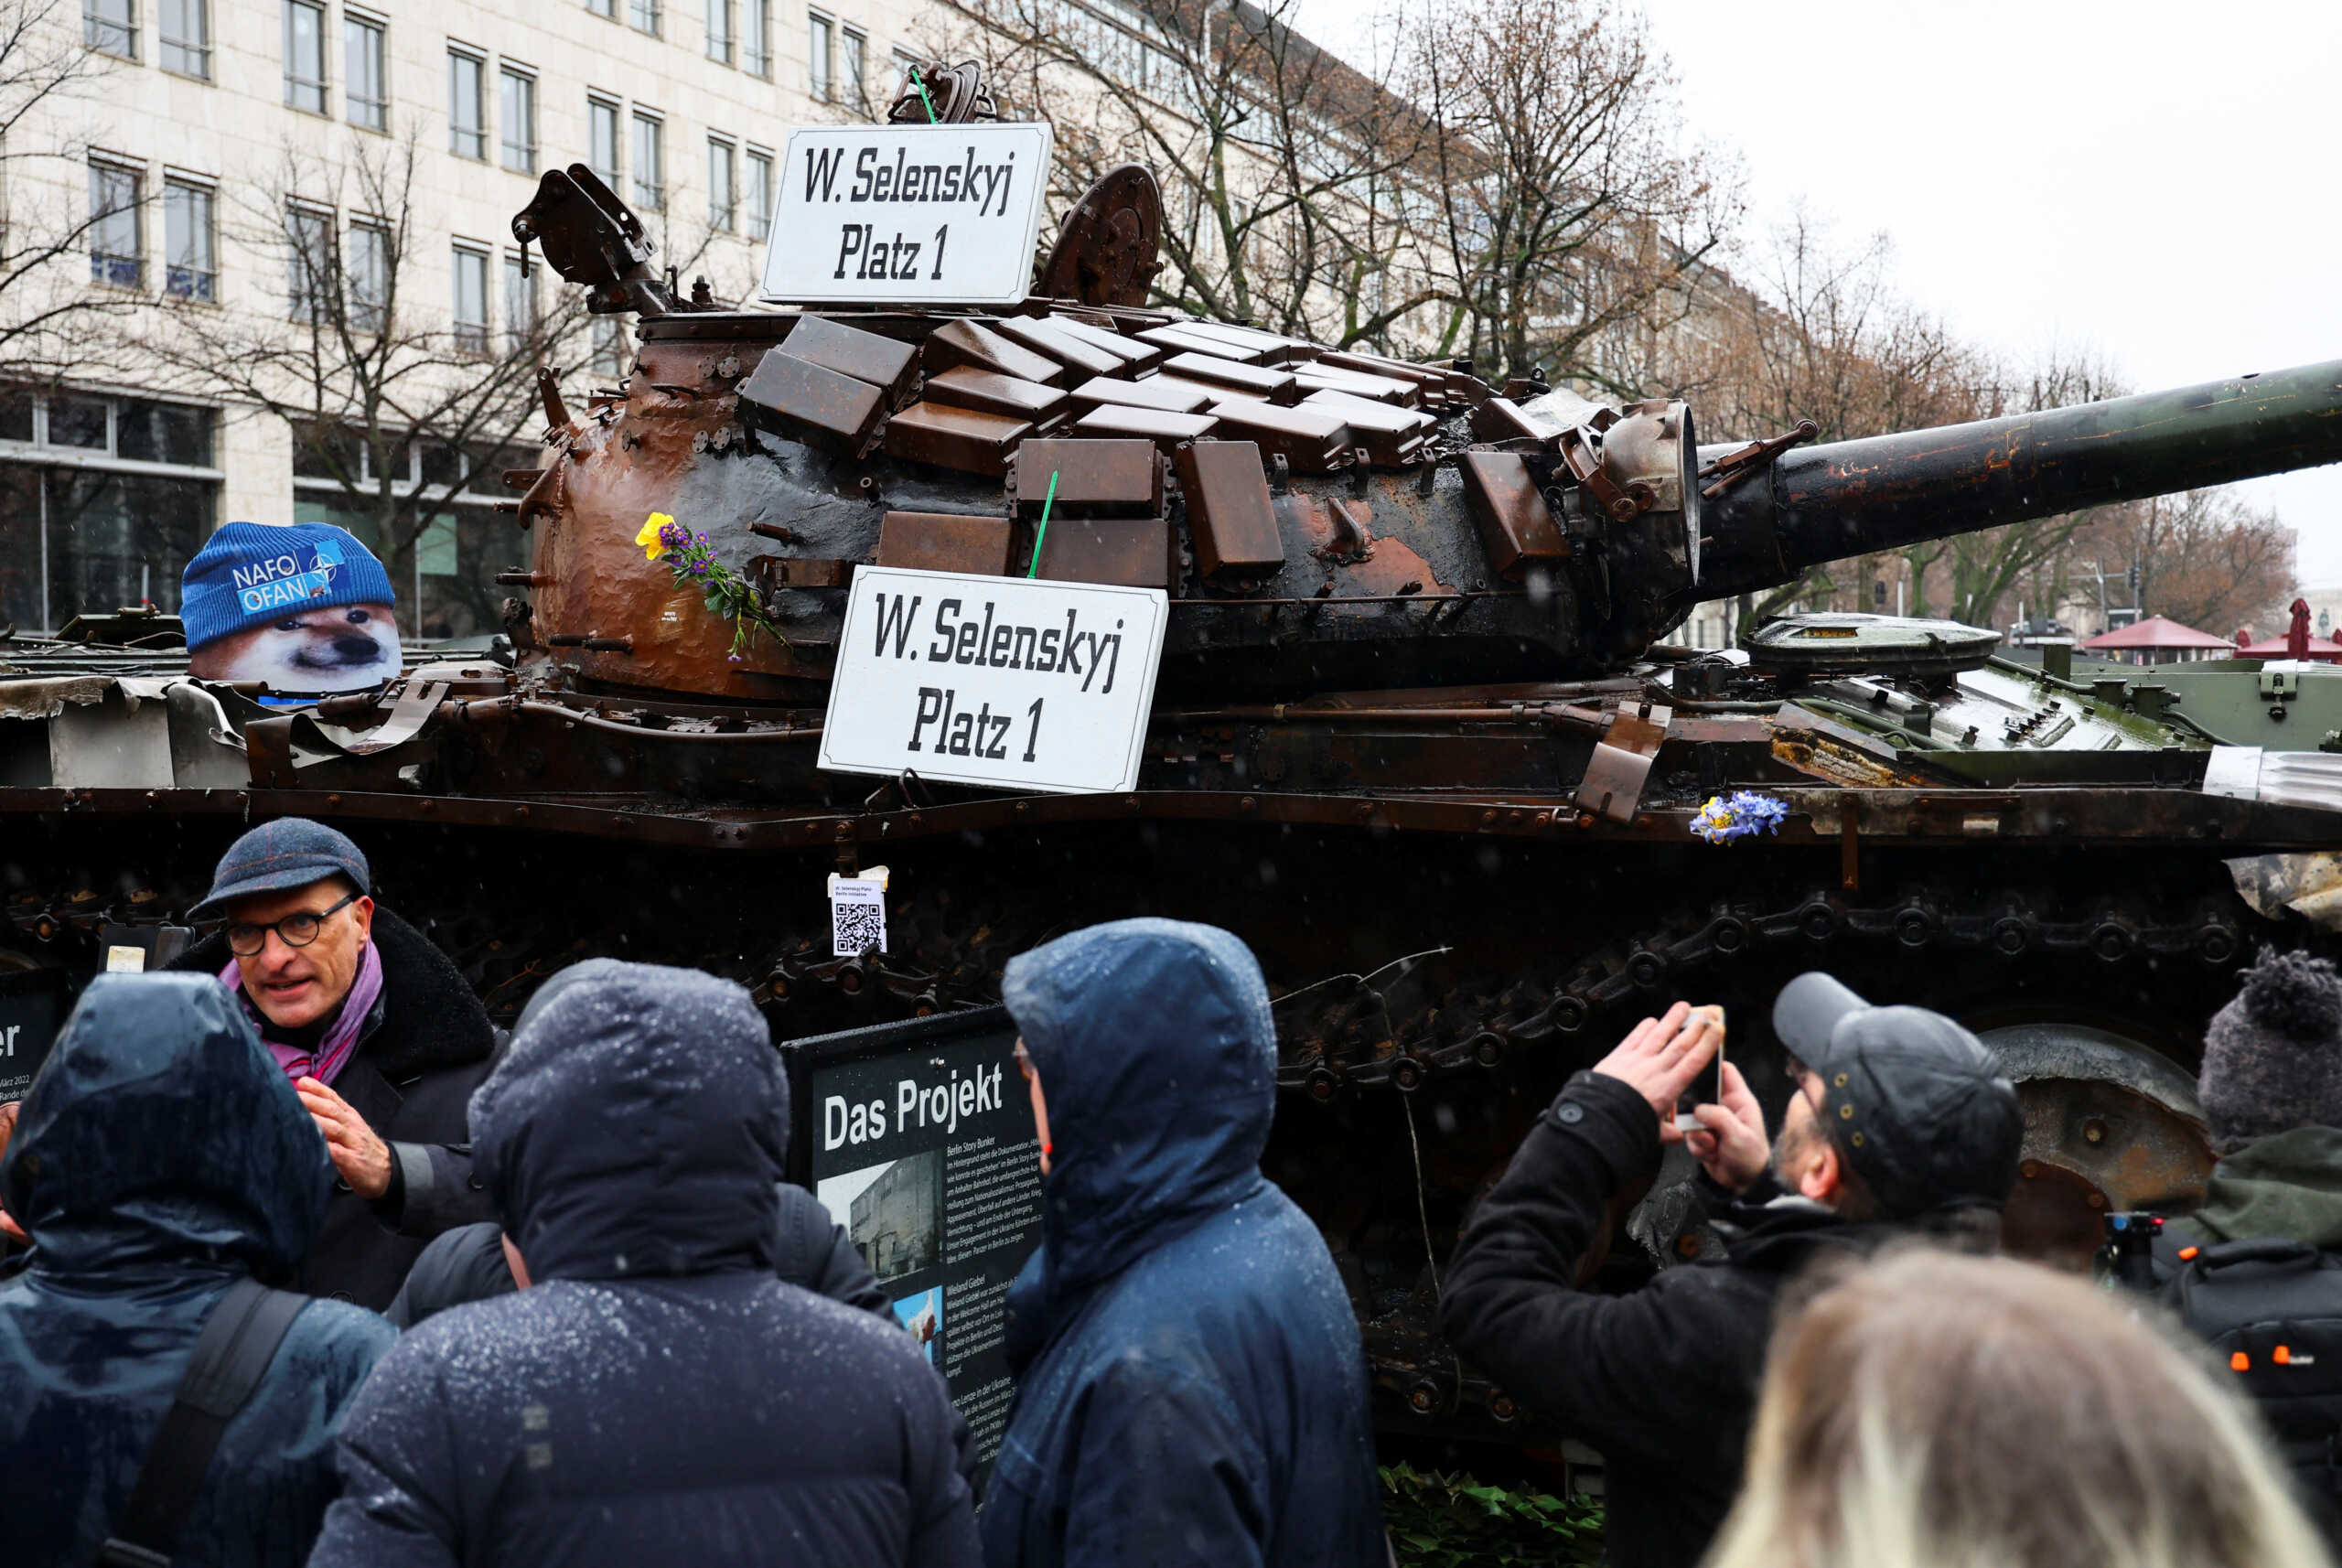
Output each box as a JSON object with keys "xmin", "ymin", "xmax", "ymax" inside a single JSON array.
[{"xmin": 1770, "ymin": 1115, "xmax": 1819, "ymax": 1189}]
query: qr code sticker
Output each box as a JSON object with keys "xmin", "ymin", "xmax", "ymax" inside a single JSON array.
[{"xmin": 831, "ymin": 880, "xmax": 888, "ymax": 957}]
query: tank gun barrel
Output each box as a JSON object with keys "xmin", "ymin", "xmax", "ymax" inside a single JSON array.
[{"xmin": 1697, "ymin": 359, "xmax": 2342, "ymax": 599}]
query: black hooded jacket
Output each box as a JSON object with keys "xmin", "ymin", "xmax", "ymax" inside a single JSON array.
[
  {"xmin": 1442, "ymin": 1070, "xmax": 1903, "ymax": 1568},
  {"xmin": 0, "ymin": 975, "xmax": 395, "ymax": 1567},
  {"xmin": 169, "ymin": 906, "xmax": 499, "ymax": 1309},
  {"xmin": 309, "ymin": 959, "xmax": 978, "ymax": 1568}
]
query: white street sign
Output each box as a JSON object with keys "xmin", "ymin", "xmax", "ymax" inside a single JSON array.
[
  {"xmin": 820, "ymin": 566, "xmax": 1168, "ymax": 795},
  {"xmin": 759, "ymin": 123, "xmax": 1054, "ymax": 306}
]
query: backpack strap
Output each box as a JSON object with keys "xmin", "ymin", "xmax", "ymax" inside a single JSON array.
[{"xmin": 97, "ymin": 1277, "xmax": 308, "ymax": 1568}]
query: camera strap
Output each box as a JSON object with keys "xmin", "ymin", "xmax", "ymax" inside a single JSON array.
[{"xmin": 97, "ymin": 1276, "xmax": 308, "ymax": 1568}]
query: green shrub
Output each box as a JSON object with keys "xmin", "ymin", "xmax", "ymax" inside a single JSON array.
[{"xmin": 1380, "ymin": 1461, "xmax": 1605, "ymax": 1566}]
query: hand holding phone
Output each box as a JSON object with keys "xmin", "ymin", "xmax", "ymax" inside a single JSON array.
[{"xmin": 1672, "ymin": 1004, "xmax": 1726, "ymax": 1133}]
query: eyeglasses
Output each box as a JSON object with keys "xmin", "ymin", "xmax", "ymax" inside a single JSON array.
[{"xmin": 226, "ymin": 891, "xmax": 359, "ymax": 957}]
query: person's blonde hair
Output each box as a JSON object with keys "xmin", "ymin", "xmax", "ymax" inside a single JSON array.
[{"xmin": 1705, "ymin": 1248, "xmax": 2334, "ymax": 1568}]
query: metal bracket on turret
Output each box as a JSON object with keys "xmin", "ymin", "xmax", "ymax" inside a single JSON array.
[
  {"xmin": 1572, "ymin": 700, "xmax": 1673, "ymax": 824},
  {"xmin": 1557, "ymin": 424, "xmax": 1653, "ymax": 524},
  {"xmin": 511, "ymin": 165, "xmax": 678, "ymax": 317},
  {"xmin": 1697, "ymin": 419, "xmax": 1819, "ymax": 501}
]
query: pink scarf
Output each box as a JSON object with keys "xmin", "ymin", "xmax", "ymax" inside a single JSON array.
[{"xmin": 216, "ymin": 940, "xmax": 384, "ymax": 1085}]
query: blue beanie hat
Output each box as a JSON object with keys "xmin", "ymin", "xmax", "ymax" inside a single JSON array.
[{"xmin": 180, "ymin": 521, "xmax": 397, "ymax": 652}]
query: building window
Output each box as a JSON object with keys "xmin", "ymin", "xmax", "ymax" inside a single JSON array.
[
  {"xmin": 88, "ymin": 161, "xmax": 142, "ymax": 289},
  {"xmin": 707, "ymin": 137, "xmax": 736, "ymax": 231},
  {"xmin": 742, "ymin": 0, "xmax": 768, "ymax": 77},
  {"xmin": 159, "ymin": 0, "xmax": 208, "ymax": 79},
  {"xmin": 285, "ymin": 203, "xmax": 334, "ymax": 320},
  {"xmin": 451, "ymin": 245, "xmax": 489, "ymax": 356},
  {"xmin": 85, "ymin": 0, "xmax": 136, "ymax": 59},
  {"xmin": 348, "ymin": 221, "xmax": 389, "ymax": 330},
  {"xmin": 630, "ymin": 110, "xmax": 663, "ymax": 211},
  {"xmin": 503, "ymin": 252, "xmax": 536, "ymax": 349},
  {"xmin": 746, "ymin": 146, "xmax": 773, "ymax": 237},
  {"xmin": 590, "ymin": 317, "xmax": 629, "ymax": 379},
  {"xmin": 704, "ymin": 0, "xmax": 731, "ymax": 64},
  {"xmin": 344, "ymin": 13, "xmax": 386, "ymax": 130},
  {"xmin": 842, "ymin": 28, "xmax": 865, "ymax": 114},
  {"xmin": 586, "ymin": 0, "xmax": 613, "ymax": 15},
  {"xmin": 448, "ymin": 50, "xmax": 486, "ymax": 160},
  {"xmin": 628, "ymin": 0, "xmax": 659, "ymax": 35},
  {"xmin": 809, "ymin": 13, "xmax": 831, "ymax": 102},
  {"xmin": 0, "ymin": 392, "xmax": 219, "ymax": 634},
  {"xmin": 289, "ymin": 435, "xmax": 516, "ymax": 639},
  {"xmin": 162, "ymin": 178, "xmax": 213, "ymax": 301},
  {"xmin": 587, "ymin": 96, "xmax": 621, "ymax": 189},
  {"xmin": 500, "ymin": 67, "xmax": 537, "ymax": 174},
  {"xmin": 283, "ymin": 0, "xmax": 327, "ymax": 113}
]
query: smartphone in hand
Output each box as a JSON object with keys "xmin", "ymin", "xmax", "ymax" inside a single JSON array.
[{"xmin": 1673, "ymin": 1004, "xmax": 1725, "ymax": 1133}]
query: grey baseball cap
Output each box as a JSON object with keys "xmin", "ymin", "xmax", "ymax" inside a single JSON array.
[
  {"xmin": 1772, "ymin": 971, "xmax": 2024, "ymax": 1218},
  {"xmin": 188, "ymin": 818, "xmax": 371, "ymax": 920}
]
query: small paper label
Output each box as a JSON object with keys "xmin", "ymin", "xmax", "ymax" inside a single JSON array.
[
  {"xmin": 831, "ymin": 878, "xmax": 888, "ymax": 957},
  {"xmin": 104, "ymin": 945, "xmax": 146, "ymax": 973}
]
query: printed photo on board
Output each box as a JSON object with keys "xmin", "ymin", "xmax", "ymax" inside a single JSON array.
[
  {"xmin": 816, "ymin": 1149, "xmax": 942, "ymax": 1284},
  {"xmin": 893, "ymin": 1285, "xmax": 942, "ymax": 1366},
  {"xmin": 181, "ymin": 521, "xmax": 402, "ymax": 693}
]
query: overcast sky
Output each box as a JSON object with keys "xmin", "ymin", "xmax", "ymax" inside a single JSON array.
[{"xmin": 1293, "ymin": 0, "xmax": 2342, "ymax": 585}]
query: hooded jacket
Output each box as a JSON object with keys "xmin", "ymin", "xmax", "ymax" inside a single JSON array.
[
  {"xmin": 1442, "ymin": 1070, "xmax": 1909, "ymax": 1568},
  {"xmin": 169, "ymin": 906, "xmax": 500, "ymax": 1309},
  {"xmin": 0, "ymin": 974, "xmax": 395, "ymax": 1567},
  {"xmin": 979, "ymin": 919, "xmax": 1384, "ymax": 1568},
  {"xmin": 309, "ymin": 960, "xmax": 978, "ymax": 1568},
  {"xmin": 2183, "ymin": 1127, "xmax": 2342, "ymax": 1248}
]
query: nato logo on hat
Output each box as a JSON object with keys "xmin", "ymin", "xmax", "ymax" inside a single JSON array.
[{"xmin": 182, "ymin": 521, "xmax": 401, "ymax": 694}]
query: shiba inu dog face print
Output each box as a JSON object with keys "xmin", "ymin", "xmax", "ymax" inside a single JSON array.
[{"xmin": 181, "ymin": 521, "xmax": 403, "ymax": 693}]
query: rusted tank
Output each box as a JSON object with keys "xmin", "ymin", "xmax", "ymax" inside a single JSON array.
[{"xmin": 9, "ymin": 70, "xmax": 2342, "ymax": 1449}]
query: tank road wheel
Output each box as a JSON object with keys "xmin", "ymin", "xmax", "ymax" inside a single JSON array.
[{"xmin": 1978, "ymin": 1020, "xmax": 2213, "ymax": 1273}]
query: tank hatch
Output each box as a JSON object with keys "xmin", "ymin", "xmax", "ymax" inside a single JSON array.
[{"xmin": 1745, "ymin": 612, "xmax": 1999, "ymax": 679}]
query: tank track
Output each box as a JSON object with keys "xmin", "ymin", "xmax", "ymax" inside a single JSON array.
[{"xmin": 1271, "ymin": 884, "xmax": 2253, "ymax": 1100}]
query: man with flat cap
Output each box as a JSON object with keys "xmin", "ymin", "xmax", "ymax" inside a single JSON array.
[
  {"xmin": 1442, "ymin": 973, "xmax": 2024, "ymax": 1568},
  {"xmin": 158, "ymin": 818, "xmax": 500, "ymax": 1308}
]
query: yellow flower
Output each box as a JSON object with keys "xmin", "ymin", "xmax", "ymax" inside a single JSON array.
[{"xmin": 636, "ymin": 512, "xmax": 674, "ymax": 561}]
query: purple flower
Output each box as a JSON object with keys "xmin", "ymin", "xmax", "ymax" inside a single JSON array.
[
  {"xmin": 727, "ymin": 653, "xmax": 743, "ymax": 664},
  {"xmin": 1691, "ymin": 791, "xmax": 1789, "ymax": 845},
  {"xmin": 658, "ymin": 521, "xmax": 689, "ymax": 548}
]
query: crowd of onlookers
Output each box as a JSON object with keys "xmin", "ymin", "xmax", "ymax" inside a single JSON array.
[{"xmin": 4, "ymin": 816, "xmax": 2342, "ymax": 1567}]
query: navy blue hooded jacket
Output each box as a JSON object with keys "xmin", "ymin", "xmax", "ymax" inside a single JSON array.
[
  {"xmin": 309, "ymin": 959, "xmax": 978, "ymax": 1568},
  {"xmin": 980, "ymin": 919, "xmax": 1383, "ymax": 1568},
  {"xmin": 0, "ymin": 974, "xmax": 395, "ymax": 1567}
]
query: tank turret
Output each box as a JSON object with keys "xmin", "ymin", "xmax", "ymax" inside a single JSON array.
[{"xmin": 502, "ymin": 158, "xmax": 2342, "ymax": 701}]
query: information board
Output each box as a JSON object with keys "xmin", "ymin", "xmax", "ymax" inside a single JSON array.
[
  {"xmin": 0, "ymin": 969, "xmax": 67, "ymax": 1104},
  {"xmin": 819, "ymin": 565, "xmax": 1168, "ymax": 795},
  {"xmin": 784, "ymin": 1006, "xmax": 1042, "ymax": 1483},
  {"xmin": 759, "ymin": 123, "xmax": 1055, "ymax": 306}
]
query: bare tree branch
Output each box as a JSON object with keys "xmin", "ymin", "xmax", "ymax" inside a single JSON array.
[{"xmin": 129, "ymin": 126, "xmax": 590, "ymax": 609}]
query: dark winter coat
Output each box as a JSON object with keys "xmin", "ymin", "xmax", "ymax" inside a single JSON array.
[
  {"xmin": 169, "ymin": 906, "xmax": 500, "ymax": 1310},
  {"xmin": 1442, "ymin": 1070, "xmax": 1904, "ymax": 1568},
  {"xmin": 385, "ymin": 1184, "xmax": 891, "ymax": 1326},
  {"xmin": 309, "ymin": 959, "xmax": 978, "ymax": 1568},
  {"xmin": 981, "ymin": 918, "xmax": 1384, "ymax": 1568},
  {"xmin": 0, "ymin": 974, "xmax": 396, "ymax": 1568}
]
